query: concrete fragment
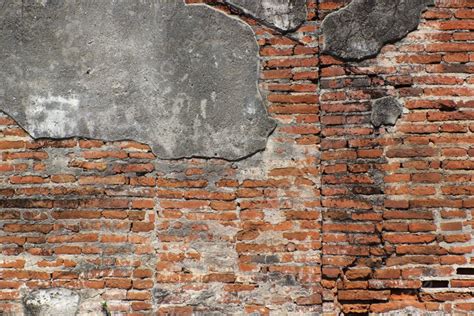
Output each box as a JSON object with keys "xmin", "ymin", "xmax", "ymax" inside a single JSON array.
[
  {"xmin": 371, "ymin": 97, "xmax": 403, "ymax": 127},
  {"xmin": 23, "ymin": 288, "xmax": 80, "ymax": 316},
  {"xmin": 225, "ymin": 0, "xmax": 307, "ymax": 32},
  {"xmin": 0, "ymin": 0, "xmax": 276, "ymax": 160},
  {"xmin": 321, "ymin": 0, "xmax": 434, "ymax": 60}
]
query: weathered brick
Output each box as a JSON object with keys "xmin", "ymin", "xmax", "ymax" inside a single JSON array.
[{"xmin": 0, "ymin": 2, "xmax": 472, "ymax": 314}]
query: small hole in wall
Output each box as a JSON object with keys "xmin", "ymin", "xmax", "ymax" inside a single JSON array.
[
  {"xmin": 457, "ymin": 267, "xmax": 474, "ymax": 275},
  {"xmin": 422, "ymin": 280, "xmax": 449, "ymax": 288},
  {"xmin": 393, "ymin": 83, "xmax": 413, "ymax": 89}
]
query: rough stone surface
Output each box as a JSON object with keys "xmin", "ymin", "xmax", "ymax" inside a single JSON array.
[
  {"xmin": 225, "ymin": 0, "xmax": 307, "ymax": 32},
  {"xmin": 321, "ymin": 0, "xmax": 434, "ymax": 60},
  {"xmin": 0, "ymin": 0, "xmax": 276, "ymax": 160},
  {"xmin": 371, "ymin": 97, "xmax": 403, "ymax": 127},
  {"xmin": 23, "ymin": 289, "xmax": 80, "ymax": 316}
]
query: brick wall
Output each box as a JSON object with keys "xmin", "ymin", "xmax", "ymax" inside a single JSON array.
[
  {"xmin": 0, "ymin": 0, "xmax": 473, "ymax": 315},
  {"xmin": 319, "ymin": 0, "xmax": 473, "ymax": 314}
]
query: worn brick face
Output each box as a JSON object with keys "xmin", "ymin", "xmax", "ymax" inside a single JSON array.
[{"xmin": 0, "ymin": 0, "xmax": 472, "ymax": 315}]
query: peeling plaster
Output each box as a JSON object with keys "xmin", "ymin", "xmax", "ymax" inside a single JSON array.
[
  {"xmin": 0, "ymin": 0, "xmax": 276, "ymax": 160},
  {"xmin": 321, "ymin": 0, "xmax": 434, "ymax": 61}
]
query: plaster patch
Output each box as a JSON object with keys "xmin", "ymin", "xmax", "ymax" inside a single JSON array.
[
  {"xmin": 321, "ymin": 0, "xmax": 434, "ymax": 61},
  {"xmin": 371, "ymin": 97, "xmax": 403, "ymax": 127},
  {"xmin": 0, "ymin": 0, "xmax": 276, "ymax": 160},
  {"xmin": 23, "ymin": 288, "xmax": 80, "ymax": 316}
]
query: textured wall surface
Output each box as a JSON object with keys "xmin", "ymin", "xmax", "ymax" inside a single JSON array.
[
  {"xmin": 225, "ymin": 0, "xmax": 307, "ymax": 31},
  {"xmin": 0, "ymin": 0, "xmax": 473, "ymax": 315},
  {"xmin": 321, "ymin": 0, "xmax": 434, "ymax": 60},
  {"xmin": 0, "ymin": 0, "xmax": 276, "ymax": 160}
]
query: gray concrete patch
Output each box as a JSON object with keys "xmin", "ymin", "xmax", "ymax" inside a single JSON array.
[
  {"xmin": 23, "ymin": 288, "xmax": 80, "ymax": 316},
  {"xmin": 371, "ymin": 97, "xmax": 403, "ymax": 127},
  {"xmin": 0, "ymin": 0, "xmax": 276, "ymax": 160},
  {"xmin": 225, "ymin": 0, "xmax": 307, "ymax": 32},
  {"xmin": 321, "ymin": 0, "xmax": 434, "ymax": 61}
]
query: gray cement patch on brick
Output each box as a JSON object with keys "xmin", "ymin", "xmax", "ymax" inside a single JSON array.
[
  {"xmin": 0, "ymin": 0, "xmax": 276, "ymax": 160},
  {"xmin": 371, "ymin": 97, "xmax": 403, "ymax": 128},
  {"xmin": 321, "ymin": 0, "xmax": 434, "ymax": 61}
]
